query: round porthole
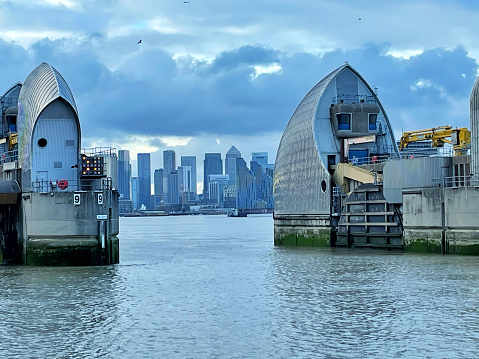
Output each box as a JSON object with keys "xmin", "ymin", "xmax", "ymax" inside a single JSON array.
[
  {"xmin": 321, "ymin": 180, "xmax": 327, "ymax": 192},
  {"xmin": 38, "ymin": 138, "xmax": 47, "ymax": 147}
]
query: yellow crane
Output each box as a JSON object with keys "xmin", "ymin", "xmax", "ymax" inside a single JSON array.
[{"xmin": 399, "ymin": 126, "xmax": 471, "ymax": 156}]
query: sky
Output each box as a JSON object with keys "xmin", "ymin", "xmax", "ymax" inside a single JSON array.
[{"xmin": 1, "ymin": 0, "xmax": 479, "ymax": 191}]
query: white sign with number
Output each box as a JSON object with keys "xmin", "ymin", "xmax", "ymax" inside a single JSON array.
[
  {"xmin": 97, "ymin": 193, "xmax": 103, "ymax": 205},
  {"xmin": 73, "ymin": 193, "xmax": 81, "ymax": 206}
]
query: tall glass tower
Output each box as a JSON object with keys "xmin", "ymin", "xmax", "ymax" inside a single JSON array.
[
  {"xmin": 163, "ymin": 150, "xmax": 176, "ymax": 204},
  {"xmin": 137, "ymin": 153, "xmax": 151, "ymax": 210},
  {"xmin": 225, "ymin": 146, "xmax": 241, "ymax": 185},
  {"xmin": 181, "ymin": 156, "xmax": 197, "ymax": 196},
  {"xmin": 203, "ymin": 153, "xmax": 223, "ymax": 199},
  {"xmin": 118, "ymin": 150, "xmax": 131, "ymax": 199}
]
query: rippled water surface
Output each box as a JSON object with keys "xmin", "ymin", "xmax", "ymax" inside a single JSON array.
[{"xmin": 1, "ymin": 214, "xmax": 479, "ymax": 358}]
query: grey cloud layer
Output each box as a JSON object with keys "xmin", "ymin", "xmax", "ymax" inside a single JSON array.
[{"xmin": 0, "ymin": 38, "xmax": 476, "ymax": 139}]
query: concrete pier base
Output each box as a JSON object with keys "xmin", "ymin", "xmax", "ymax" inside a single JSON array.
[
  {"xmin": 26, "ymin": 236, "xmax": 119, "ymax": 266},
  {"xmin": 274, "ymin": 215, "xmax": 331, "ymax": 247}
]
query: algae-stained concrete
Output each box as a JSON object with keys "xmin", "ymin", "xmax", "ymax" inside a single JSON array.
[
  {"xmin": 274, "ymin": 217, "xmax": 331, "ymax": 247},
  {"xmin": 403, "ymin": 229, "xmax": 442, "ymax": 253},
  {"xmin": 26, "ymin": 237, "xmax": 99, "ymax": 266},
  {"xmin": 446, "ymin": 229, "xmax": 479, "ymax": 255}
]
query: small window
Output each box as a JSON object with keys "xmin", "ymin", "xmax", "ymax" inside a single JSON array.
[
  {"xmin": 337, "ymin": 114, "xmax": 351, "ymax": 130},
  {"xmin": 321, "ymin": 180, "xmax": 327, "ymax": 192},
  {"xmin": 66, "ymin": 140, "xmax": 74, "ymax": 147},
  {"xmin": 54, "ymin": 161, "xmax": 62, "ymax": 169},
  {"xmin": 369, "ymin": 114, "xmax": 378, "ymax": 131},
  {"xmin": 38, "ymin": 138, "xmax": 47, "ymax": 147}
]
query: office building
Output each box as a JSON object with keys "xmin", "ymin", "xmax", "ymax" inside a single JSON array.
[
  {"xmin": 251, "ymin": 152, "xmax": 268, "ymax": 166},
  {"xmin": 181, "ymin": 156, "xmax": 197, "ymax": 198},
  {"xmin": 163, "ymin": 150, "xmax": 176, "ymax": 203},
  {"xmin": 137, "ymin": 153, "xmax": 151, "ymax": 210},
  {"xmin": 131, "ymin": 177, "xmax": 139, "ymax": 210},
  {"xmin": 177, "ymin": 165, "xmax": 192, "ymax": 203},
  {"xmin": 154, "ymin": 168, "xmax": 164, "ymax": 208},
  {"xmin": 203, "ymin": 153, "xmax": 223, "ymax": 200},
  {"xmin": 208, "ymin": 174, "xmax": 229, "ymax": 206},
  {"xmin": 225, "ymin": 146, "xmax": 241, "ymax": 185},
  {"xmin": 118, "ymin": 150, "xmax": 131, "ymax": 199}
]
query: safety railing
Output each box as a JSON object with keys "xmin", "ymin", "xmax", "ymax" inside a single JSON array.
[
  {"xmin": 348, "ymin": 147, "xmax": 456, "ymax": 167},
  {"xmin": 333, "ymin": 94, "xmax": 377, "ymax": 105},
  {"xmin": 0, "ymin": 150, "xmax": 18, "ymax": 165},
  {"xmin": 433, "ymin": 175, "xmax": 479, "ymax": 188},
  {"xmin": 31, "ymin": 177, "xmax": 113, "ymax": 192},
  {"xmin": 82, "ymin": 147, "xmax": 116, "ymax": 157}
]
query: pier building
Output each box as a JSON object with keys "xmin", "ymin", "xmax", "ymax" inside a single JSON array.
[
  {"xmin": 274, "ymin": 63, "xmax": 479, "ymax": 254},
  {"xmin": 0, "ymin": 63, "xmax": 119, "ymax": 265}
]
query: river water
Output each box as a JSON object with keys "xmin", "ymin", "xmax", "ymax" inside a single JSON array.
[{"xmin": 1, "ymin": 214, "xmax": 479, "ymax": 358}]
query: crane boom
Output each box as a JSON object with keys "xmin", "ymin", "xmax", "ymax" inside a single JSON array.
[{"xmin": 399, "ymin": 126, "xmax": 471, "ymax": 156}]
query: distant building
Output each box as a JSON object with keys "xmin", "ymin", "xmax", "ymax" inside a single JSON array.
[
  {"xmin": 181, "ymin": 156, "xmax": 197, "ymax": 199},
  {"xmin": 236, "ymin": 157, "xmax": 256, "ymax": 210},
  {"xmin": 225, "ymin": 146, "xmax": 241, "ymax": 185},
  {"xmin": 203, "ymin": 153, "xmax": 223, "ymax": 200},
  {"xmin": 137, "ymin": 153, "xmax": 151, "ymax": 210},
  {"xmin": 167, "ymin": 171, "xmax": 179, "ymax": 204},
  {"xmin": 163, "ymin": 150, "xmax": 176, "ymax": 203},
  {"xmin": 131, "ymin": 176, "xmax": 139, "ymax": 210},
  {"xmin": 118, "ymin": 150, "xmax": 131, "ymax": 199},
  {"xmin": 177, "ymin": 165, "xmax": 192, "ymax": 203},
  {"xmin": 154, "ymin": 168, "xmax": 164, "ymax": 208},
  {"xmin": 251, "ymin": 152, "xmax": 268, "ymax": 165},
  {"xmin": 208, "ymin": 174, "xmax": 229, "ymax": 206}
]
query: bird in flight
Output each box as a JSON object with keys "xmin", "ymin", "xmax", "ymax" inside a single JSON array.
[
  {"xmin": 138, "ymin": 40, "xmax": 142, "ymax": 44},
  {"xmin": 184, "ymin": 1, "xmax": 190, "ymax": 3}
]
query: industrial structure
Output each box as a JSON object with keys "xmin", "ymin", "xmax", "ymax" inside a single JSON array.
[
  {"xmin": 0, "ymin": 63, "xmax": 119, "ymax": 265},
  {"xmin": 274, "ymin": 63, "xmax": 479, "ymax": 254}
]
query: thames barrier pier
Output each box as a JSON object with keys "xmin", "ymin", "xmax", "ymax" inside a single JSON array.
[
  {"xmin": 273, "ymin": 63, "xmax": 479, "ymax": 254},
  {"xmin": 0, "ymin": 63, "xmax": 119, "ymax": 265}
]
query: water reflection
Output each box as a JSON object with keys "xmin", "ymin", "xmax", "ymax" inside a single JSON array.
[{"xmin": 0, "ymin": 216, "xmax": 479, "ymax": 358}]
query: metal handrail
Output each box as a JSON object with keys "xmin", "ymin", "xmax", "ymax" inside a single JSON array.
[
  {"xmin": 433, "ymin": 175, "xmax": 479, "ymax": 188},
  {"xmin": 31, "ymin": 177, "xmax": 113, "ymax": 192}
]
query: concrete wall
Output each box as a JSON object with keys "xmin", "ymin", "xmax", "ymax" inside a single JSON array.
[
  {"xmin": 403, "ymin": 186, "xmax": 479, "ymax": 254},
  {"xmin": 274, "ymin": 214, "xmax": 332, "ymax": 247},
  {"xmin": 21, "ymin": 189, "xmax": 119, "ymax": 265}
]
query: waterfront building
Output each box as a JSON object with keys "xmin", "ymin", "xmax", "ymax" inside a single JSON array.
[
  {"xmin": 137, "ymin": 153, "xmax": 151, "ymax": 210},
  {"xmin": 223, "ymin": 184, "xmax": 237, "ymax": 208},
  {"xmin": 167, "ymin": 171, "xmax": 179, "ymax": 204},
  {"xmin": 163, "ymin": 150, "xmax": 176, "ymax": 204},
  {"xmin": 131, "ymin": 176, "xmax": 139, "ymax": 210},
  {"xmin": 177, "ymin": 165, "xmax": 192, "ymax": 204},
  {"xmin": 208, "ymin": 174, "xmax": 229, "ymax": 206},
  {"xmin": 203, "ymin": 153, "xmax": 223, "ymax": 200},
  {"xmin": 181, "ymin": 156, "xmax": 197, "ymax": 200},
  {"xmin": 236, "ymin": 157, "xmax": 256, "ymax": 210},
  {"xmin": 118, "ymin": 150, "xmax": 131, "ymax": 199},
  {"xmin": 225, "ymin": 146, "xmax": 241, "ymax": 185},
  {"xmin": 154, "ymin": 168, "xmax": 164, "ymax": 208}
]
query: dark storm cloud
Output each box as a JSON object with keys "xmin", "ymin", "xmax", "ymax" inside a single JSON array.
[{"xmin": 1, "ymin": 38, "xmax": 477, "ymax": 138}]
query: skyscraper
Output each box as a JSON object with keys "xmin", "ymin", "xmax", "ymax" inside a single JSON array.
[
  {"xmin": 203, "ymin": 153, "xmax": 223, "ymax": 200},
  {"xmin": 167, "ymin": 171, "xmax": 179, "ymax": 204},
  {"xmin": 154, "ymin": 169, "xmax": 164, "ymax": 196},
  {"xmin": 177, "ymin": 165, "xmax": 192, "ymax": 203},
  {"xmin": 181, "ymin": 156, "xmax": 197, "ymax": 197},
  {"xmin": 153, "ymin": 168, "xmax": 164, "ymax": 209},
  {"xmin": 131, "ymin": 176, "xmax": 139, "ymax": 210},
  {"xmin": 118, "ymin": 150, "xmax": 131, "ymax": 199},
  {"xmin": 163, "ymin": 150, "xmax": 176, "ymax": 203},
  {"xmin": 251, "ymin": 152, "xmax": 268, "ymax": 165},
  {"xmin": 137, "ymin": 153, "xmax": 151, "ymax": 210},
  {"xmin": 225, "ymin": 146, "xmax": 241, "ymax": 185}
]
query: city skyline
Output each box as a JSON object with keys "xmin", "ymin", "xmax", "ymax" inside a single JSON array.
[
  {"xmin": 128, "ymin": 147, "xmax": 274, "ymax": 194},
  {"xmin": 0, "ymin": 2, "xmax": 477, "ymax": 178}
]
